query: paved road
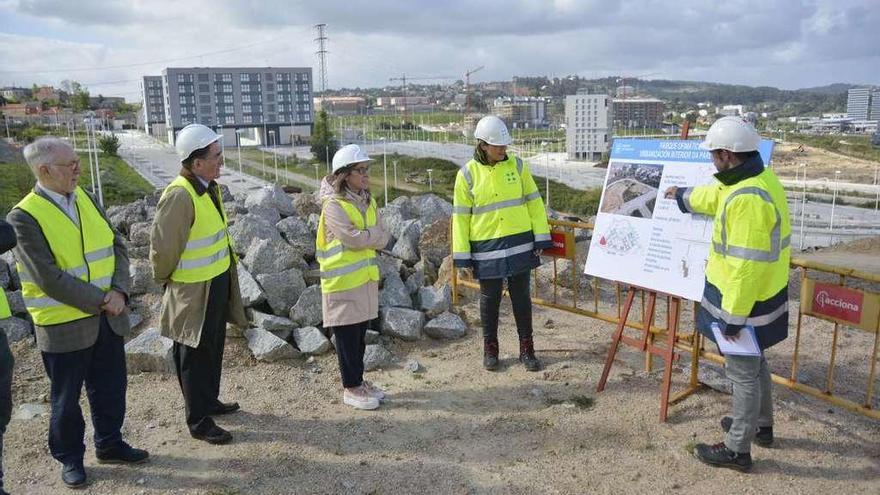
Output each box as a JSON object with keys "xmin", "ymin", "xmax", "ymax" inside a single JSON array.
[{"xmin": 115, "ymin": 130, "xmax": 270, "ymax": 198}]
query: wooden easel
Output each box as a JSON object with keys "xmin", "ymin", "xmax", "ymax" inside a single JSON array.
[{"xmin": 596, "ymin": 284, "xmax": 702, "ymax": 422}]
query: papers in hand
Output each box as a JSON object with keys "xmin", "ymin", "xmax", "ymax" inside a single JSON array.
[{"xmin": 711, "ymin": 323, "xmax": 761, "ymax": 356}]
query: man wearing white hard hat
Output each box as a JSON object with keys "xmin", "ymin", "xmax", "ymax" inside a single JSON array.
[
  {"xmin": 150, "ymin": 124, "xmax": 248, "ymax": 443},
  {"xmin": 664, "ymin": 116, "xmax": 790, "ymax": 472},
  {"xmin": 452, "ymin": 116, "xmax": 553, "ymax": 372},
  {"xmin": 317, "ymin": 144, "xmax": 391, "ymax": 410}
]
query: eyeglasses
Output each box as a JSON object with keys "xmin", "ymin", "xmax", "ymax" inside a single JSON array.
[
  {"xmin": 351, "ymin": 166, "xmax": 371, "ymax": 175},
  {"xmin": 50, "ymin": 158, "xmax": 80, "ymax": 169}
]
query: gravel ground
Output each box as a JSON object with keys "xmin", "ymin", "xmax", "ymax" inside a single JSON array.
[{"xmin": 3, "ymin": 285, "xmax": 879, "ymax": 494}]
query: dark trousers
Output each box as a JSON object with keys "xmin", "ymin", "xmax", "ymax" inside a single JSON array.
[
  {"xmin": 332, "ymin": 321, "xmax": 369, "ymax": 388},
  {"xmin": 173, "ymin": 269, "xmax": 230, "ymax": 432},
  {"xmin": 41, "ymin": 315, "xmax": 127, "ymax": 464},
  {"xmin": 0, "ymin": 331, "xmax": 13, "ymax": 488},
  {"xmin": 479, "ymin": 270, "xmax": 534, "ymax": 342}
]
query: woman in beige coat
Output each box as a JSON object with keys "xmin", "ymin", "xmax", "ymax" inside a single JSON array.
[{"xmin": 318, "ymin": 144, "xmax": 391, "ymax": 410}]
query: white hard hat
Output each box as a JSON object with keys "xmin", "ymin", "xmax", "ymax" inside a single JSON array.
[
  {"xmin": 699, "ymin": 116, "xmax": 760, "ymax": 153},
  {"xmin": 175, "ymin": 124, "xmax": 221, "ymax": 162},
  {"xmin": 331, "ymin": 144, "xmax": 372, "ymax": 174},
  {"xmin": 474, "ymin": 115, "xmax": 512, "ymax": 146}
]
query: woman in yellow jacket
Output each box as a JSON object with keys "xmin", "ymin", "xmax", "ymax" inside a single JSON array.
[
  {"xmin": 452, "ymin": 116, "xmax": 553, "ymax": 371},
  {"xmin": 317, "ymin": 144, "xmax": 391, "ymax": 410}
]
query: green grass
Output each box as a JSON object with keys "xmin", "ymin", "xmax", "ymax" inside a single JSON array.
[
  {"xmin": 788, "ymin": 133, "xmax": 880, "ymax": 162},
  {"xmin": 0, "ymin": 151, "xmax": 154, "ymax": 216},
  {"xmin": 75, "ymin": 152, "xmax": 155, "ymax": 205}
]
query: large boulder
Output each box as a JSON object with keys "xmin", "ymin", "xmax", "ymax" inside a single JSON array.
[
  {"xmin": 378, "ymin": 272, "xmax": 412, "ymax": 309},
  {"xmin": 247, "ymin": 185, "xmax": 297, "ymax": 217},
  {"xmin": 377, "ymin": 254, "xmax": 403, "ymax": 281},
  {"xmin": 228, "ymin": 214, "xmax": 283, "ymax": 255},
  {"xmin": 246, "ymin": 204, "xmax": 281, "ymax": 226},
  {"xmin": 380, "ymin": 307, "xmax": 424, "ymax": 341},
  {"xmin": 0, "ymin": 316, "xmax": 31, "ymax": 343},
  {"xmin": 293, "ymin": 193, "xmax": 322, "ymax": 218},
  {"xmin": 108, "ymin": 201, "xmax": 148, "ymax": 236},
  {"xmin": 128, "ymin": 221, "xmax": 153, "ymax": 247},
  {"xmin": 129, "ymin": 259, "xmax": 161, "ymax": 295},
  {"xmin": 244, "ymin": 238, "xmax": 304, "ymax": 277},
  {"xmin": 244, "ymin": 327, "xmax": 300, "ymax": 362},
  {"xmin": 257, "ymin": 268, "xmax": 306, "ymax": 316},
  {"xmin": 391, "ymin": 220, "xmax": 421, "ymax": 263},
  {"xmin": 289, "ymin": 285, "xmax": 322, "ymax": 327},
  {"xmin": 418, "ymin": 217, "xmax": 451, "ymax": 268},
  {"xmin": 4, "ymin": 290, "xmax": 25, "ymax": 316},
  {"xmin": 380, "ymin": 201, "xmax": 419, "ymax": 240},
  {"xmin": 124, "ymin": 328, "xmax": 174, "ymax": 373},
  {"xmin": 410, "ymin": 194, "xmax": 453, "ymax": 226},
  {"xmin": 404, "ymin": 269, "xmax": 425, "ymax": 295},
  {"xmin": 237, "ymin": 264, "xmax": 266, "ymax": 307},
  {"xmin": 292, "ymin": 326, "xmax": 332, "ymax": 355},
  {"xmin": 424, "ymin": 311, "xmax": 467, "ymax": 339},
  {"xmin": 277, "ymin": 217, "xmax": 316, "ymax": 259},
  {"xmin": 417, "ymin": 285, "xmax": 451, "ymax": 318},
  {"xmin": 251, "ymin": 310, "xmax": 297, "ymax": 333},
  {"xmin": 0, "ymin": 258, "xmax": 11, "ymax": 289},
  {"xmin": 363, "ymin": 344, "xmax": 394, "ymax": 371}
]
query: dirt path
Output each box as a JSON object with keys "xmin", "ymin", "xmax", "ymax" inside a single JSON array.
[{"xmin": 4, "ymin": 287, "xmax": 879, "ymax": 494}]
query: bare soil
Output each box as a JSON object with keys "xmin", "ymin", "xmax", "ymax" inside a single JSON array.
[{"xmin": 3, "ymin": 245, "xmax": 880, "ymax": 494}]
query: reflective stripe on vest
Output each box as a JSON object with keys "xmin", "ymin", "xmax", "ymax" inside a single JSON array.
[
  {"xmin": 316, "ymin": 197, "xmax": 380, "ymax": 294},
  {"xmin": 713, "ymin": 186, "xmax": 791, "ymax": 262},
  {"xmin": 162, "ymin": 176, "xmax": 232, "ymax": 283},
  {"xmin": 14, "ymin": 187, "xmax": 115, "ymax": 325}
]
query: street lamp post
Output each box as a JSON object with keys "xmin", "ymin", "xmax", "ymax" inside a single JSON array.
[
  {"xmin": 829, "ymin": 170, "xmax": 841, "ymax": 243},
  {"xmin": 269, "ymin": 130, "xmax": 278, "ymax": 183},
  {"xmin": 235, "ymin": 129, "xmax": 244, "ymax": 177},
  {"xmin": 427, "ymin": 168, "xmax": 433, "ymax": 192},
  {"xmin": 381, "ymin": 137, "xmax": 388, "ymax": 206},
  {"xmin": 393, "ymin": 159, "xmax": 398, "ymax": 188},
  {"xmin": 541, "ymin": 141, "xmax": 550, "ymax": 208},
  {"xmin": 874, "ymin": 163, "xmax": 879, "ymax": 212},
  {"xmin": 798, "ymin": 163, "xmax": 807, "ymax": 250},
  {"xmin": 216, "ymin": 125, "xmax": 224, "ymax": 160}
]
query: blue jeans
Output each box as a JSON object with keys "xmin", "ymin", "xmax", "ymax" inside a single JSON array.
[{"xmin": 41, "ymin": 316, "xmax": 127, "ymax": 464}]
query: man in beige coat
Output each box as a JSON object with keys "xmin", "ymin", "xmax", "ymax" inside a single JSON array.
[{"xmin": 150, "ymin": 124, "xmax": 247, "ymax": 444}]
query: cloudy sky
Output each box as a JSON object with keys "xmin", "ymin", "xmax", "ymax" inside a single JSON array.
[{"xmin": 1, "ymin": 0, "xmax": 878, "ymax": 101}]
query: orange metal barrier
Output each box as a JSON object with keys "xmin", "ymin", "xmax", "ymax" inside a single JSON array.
[{"xmin": 450, "ymin": 218, "xmax": 880, "ymax": 421}]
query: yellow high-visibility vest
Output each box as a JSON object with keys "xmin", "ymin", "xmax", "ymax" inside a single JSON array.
[
  {"xmin": 316, "ymin": 197, "xmax": 379, "ymax": 293},
  {"xmin": 684, "ymin": 167, "xmax": 791, "ymax": 329},
  {"xmin": 15, "ymin": 187, "xmax": 115, "ymax": 326},
  {"xmin": 451, "ymin": 152, "xmax": 552, "ymax": 277},
  {"xmin": 0, "ymin": 290, "xmax": 10, "ymax": 319},
  {"xmin": 161, "ymin": 176, "xmax": 233, "ymax": 283}
]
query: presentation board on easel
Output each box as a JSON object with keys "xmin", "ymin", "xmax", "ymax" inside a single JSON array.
[{"xmin": 584, "ymin": 138, "xmax": 774, "ymax": 301}]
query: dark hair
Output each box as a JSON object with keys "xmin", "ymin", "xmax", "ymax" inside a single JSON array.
[
  {"xmin": 473, "ymin": 140, "xmax": 490, "ymax": 165},
  {"xmin": 732, "ymin": 150, "xmax": 760, "ymax": 161},
  {"xmin": 332, "ymin": 166, "xmax": 353, "ymax": 194},
  {"xmin": 182, "ymin": 145, "xmax": 213, "ymax": 169}
]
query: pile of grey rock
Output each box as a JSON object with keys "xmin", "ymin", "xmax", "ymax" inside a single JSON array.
[{"xmin": 119, "ymin": 185, "xmax": 467, "ymax": 373}]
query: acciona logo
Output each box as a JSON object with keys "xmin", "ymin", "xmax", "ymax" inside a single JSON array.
[{"xmin": 815, "ymin": 290, "xmax": 860, "ymax": 312}]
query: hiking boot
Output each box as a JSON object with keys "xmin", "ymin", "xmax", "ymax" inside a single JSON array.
[
  {"xmin": 343, "ymin": 386, "xmax": 380, "ymax": 410},
  {"xmin": 362, "ymin": 380, "xmax": 386, "ymax": 402},
  {"xmin": 61, "ymin": 460, "xmax": 87, "ymax": 488},
  {"xmin": 483, "ymin": 340, "xmax": 499, "ymax": 371},
  {"xmin": 694, "ymin": 442, "xmax": 752, "ymax": 472},
  {"xmin": 519, "ymin": 338, "xmax": 542, "ymax": 372},
  {"xmin": 721, "ymin": 416, "xmax": 774, "ymax": 447}
]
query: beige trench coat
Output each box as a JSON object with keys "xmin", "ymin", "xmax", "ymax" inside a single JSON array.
[
  {"xmin": 150, "ymin": 171, "xmax": 247, "ymax": 347},
  {"xmin": 318, "ymin": 177, "xmax": 390, "ymax": 328}
]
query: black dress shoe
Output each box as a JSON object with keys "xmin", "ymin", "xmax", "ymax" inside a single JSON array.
[
  {"xmin": 96, "ymin": 441, "xmax": 150, "ymax": 464},
  {"xmin": 209, "ymin": 401, "xmax": 240, "ymax": 415},
  {"xmin": 61, "ymin": 461, "xmax": 87, "ymax": 488},
  {"xmin": 191, "ymin": 423, "xmax": 233, "ymax": 445}
]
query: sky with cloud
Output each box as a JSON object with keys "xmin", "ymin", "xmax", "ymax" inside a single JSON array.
[{"xmin": 0, "ymin": 0, "xmax": 877, "ymax": 101}]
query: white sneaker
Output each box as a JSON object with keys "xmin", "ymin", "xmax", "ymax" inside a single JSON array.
[
  {"xmin": 362, "ymin": 380, "xmax": 386, "ymax": 402},
  {"xmin": 343, "ymin": 387, "xmax": 380, "ymax": 410}
]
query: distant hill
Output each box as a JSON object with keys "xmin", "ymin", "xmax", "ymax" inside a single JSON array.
[{"xmin": 795, "ymin": 83, "xmax": 859, "ymax": 95}]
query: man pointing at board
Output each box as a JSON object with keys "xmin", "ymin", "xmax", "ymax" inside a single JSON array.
[{"xmin": 664, "ymin": 116, "xmax": 790, "ymax": 472}]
